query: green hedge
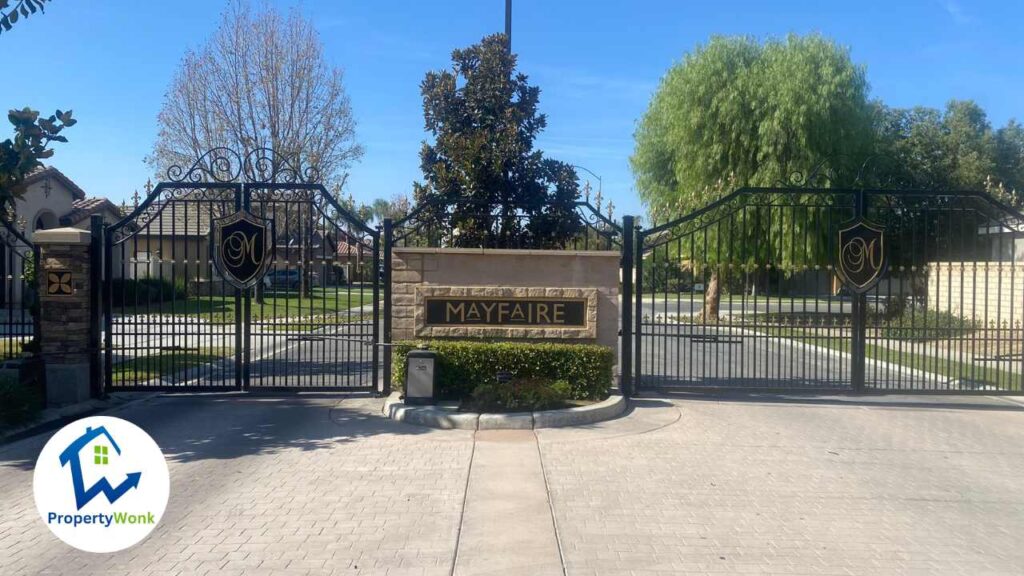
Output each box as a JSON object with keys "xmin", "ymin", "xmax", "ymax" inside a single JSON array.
[
  {"xmin": 392, "ymin": 340, "xmax": 614, "ymax": 401},
  {"xmin": 468, "ymin": 378, "xmax": 571, "ymax": 412},
  {"xmin": 879, "ymin": 307, "xmax": 977, "ymax": 341},
  {"xmin": 0, "ymin": 373, "xmax": 41, "ymax": 428}
]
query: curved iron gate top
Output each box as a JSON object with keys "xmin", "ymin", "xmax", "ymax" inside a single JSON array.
[
  {"xmin": 102, "ymin": 149, "xmax": 381, "ymax": 392},
  {"xmin": 634, "ymin": 184, "xmax": 1024, "ymax": 395},
  {"xmin": 388, "ymin": 195, "xmax": 623, "ymax": 250}
]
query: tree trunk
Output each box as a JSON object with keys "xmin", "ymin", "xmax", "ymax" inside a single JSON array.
[
  {"xmin": 255, "ymin": 283, "xmax": 265, "ymax": 305},
  {"xmin": 703, "ymin": 269, "xmax": 721, "ymax": 322}
]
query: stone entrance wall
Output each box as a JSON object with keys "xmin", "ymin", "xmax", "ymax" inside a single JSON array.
[
  {"xmin": 391, "ymin": 247, "xmax": 620, "ymax": 360},
  {"xmin": 927, "ymin": 261, "xmax": 1024, "ymax": 325}
]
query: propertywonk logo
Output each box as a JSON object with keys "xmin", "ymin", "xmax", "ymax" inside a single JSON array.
[{"xmin": 33, "ymin": 416, "xmax": 170, "ymax": 553}]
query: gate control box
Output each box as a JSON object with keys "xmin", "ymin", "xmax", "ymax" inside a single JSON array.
[{"xmin": 405, "ymin": 349, "xmax": 437, "ymax": 405}]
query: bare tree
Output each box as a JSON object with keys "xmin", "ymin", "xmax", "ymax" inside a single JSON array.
[
  {"xmin": 151, "ymin": 1, "xmax": 362, "ymax": 300},
  {"xmin": 150, "ymin": 0, "xmax": 362, "ymax": 187}
]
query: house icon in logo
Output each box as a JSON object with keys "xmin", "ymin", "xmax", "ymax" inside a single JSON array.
[{"xmin": 58, "ymin": 426, "xmax": 142, "ymax": 510}]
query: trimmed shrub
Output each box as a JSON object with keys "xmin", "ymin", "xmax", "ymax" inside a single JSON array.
[
  {"xmin": 467, "ymin": 378, "xmax": 571, "ymax": 412},
  {"xmin": 111, "ymin": 278, "xmax": 187, "ymax": 307},
  {"xmin": 879, "ymin": 307, "xmax": 977, "ymax": 341},
  {"xmin": 0, "ymin": 373, "xmax": 41, "ymax": 428},
  {"xmin": 392, "ymin": 340, "xmax": 614, "ymax": 401}
]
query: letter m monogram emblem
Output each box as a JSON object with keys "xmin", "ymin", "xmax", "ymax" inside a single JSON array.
[
  {"xmin": 212, "ymin": 209, "xmax": 275, "ymax": 289},
  {"xmin": 837, "ymin": 218, "xmax": 886, "ymax": 294}
]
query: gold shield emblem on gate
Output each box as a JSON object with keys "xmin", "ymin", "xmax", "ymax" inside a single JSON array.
[
  {"xmin": 836, "ymin": 219, "xmax": 885, "ymax": 293},
  {"xmin": 212, "ymin": 209, "xmax": 274, "ymax": 289}
]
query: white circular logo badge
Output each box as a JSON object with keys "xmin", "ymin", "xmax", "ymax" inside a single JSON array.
[{"xmin": 33, "ymin": 416, "xmax": 170, "ymax": 553}]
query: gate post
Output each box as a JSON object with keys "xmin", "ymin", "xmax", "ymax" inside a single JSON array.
[
  {"xmin": 851, "ymin": 189, "xmax": 867, "ymax": 393},
  {"xmin": 620, "ymin": 215, "xmax": 634, "ymax": 398},
  {"xmin": 89, "ymin": 215, "xmax": 103, "ymax": 399},
  {"xmin": 372, "ymin": 228, "xmax": 381, "ymax": 394},
  {"xmin": 102, "ymin": 222, "xmax": 113, "ymax": 392},
  {"xmin": 34, "ymin": 227, "xmax": 96, "ymax": 406},
  {"xmin": 851, "ymin": 294, "xmax": 867, "ymax": 393},
  {"xmin": 382, "ymin": 217, "xmax": 393, "ymax": 396},
  {"xmin": 634, "ymin": 227, "xmax": 644, "ymax": 390}
]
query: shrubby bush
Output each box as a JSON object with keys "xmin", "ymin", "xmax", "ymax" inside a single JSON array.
[
  {"xmin": 466, "ymin": 378, "xmax": 572, "ymax": 412},
  {"xmin": 111, "ymin": 278, "xmax": 187, "ymax": 307},
  {"xmin": 880, "ymin": 306, "xmax": 977, "ymax": 340},
  {"xmin": 0, "ymin": 373, "xmax": 41, "ymax": 428},
  {"xmin": 392, "ymin": 340, "xmax": 614, "ymax": 401}
]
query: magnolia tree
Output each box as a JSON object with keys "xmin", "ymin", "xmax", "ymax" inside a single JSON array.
[
  {"xmin": 0, "ymin": 108, "xmax": 75, "ymax": 221},
  {"xmin": 413, "ymin": 34, "xmax": 581, "ymax": 248}
]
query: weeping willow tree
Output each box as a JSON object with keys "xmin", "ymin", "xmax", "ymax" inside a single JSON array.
[{"xmin": 631, "ymin": 34, "xmax": 875, "ymax": 320}]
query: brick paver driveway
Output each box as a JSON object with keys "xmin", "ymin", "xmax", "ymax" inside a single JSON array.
[
  {"xmin": 3, "ymin": 392, "xmax": 1024, "ymax": 575},
  {"xmin": 0, "ymin": 394, "xmax": 474, "ymax": 576},
  {"xmin": 539, "ymin": 393, "xmax": 1024, "ymax": 575}
]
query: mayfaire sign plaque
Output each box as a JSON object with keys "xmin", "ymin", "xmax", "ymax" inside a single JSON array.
[
  {"xmin": 414, "ymin": 286, "xmax": 598, "ymax": 340},
  {"xmin": 425, "ymin": 297, "xmax": 587, "ymax": 327}
]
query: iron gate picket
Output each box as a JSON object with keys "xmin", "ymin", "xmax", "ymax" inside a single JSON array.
[
  {"xmin": 631, "ymin": 185, "xmax": 1024, "ymax": 394},
  {"xmin": 101, "ymin": 149, "xmax": 380, "ymax": 391},
  {"xmin": 0, "ymin": 220, "xmax": 40, "ymax": 377}
]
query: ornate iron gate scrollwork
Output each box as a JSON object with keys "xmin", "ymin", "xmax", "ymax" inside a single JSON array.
[{"xmin": 102, "ymin": 148, "xmax": 381, "ymax": 391}]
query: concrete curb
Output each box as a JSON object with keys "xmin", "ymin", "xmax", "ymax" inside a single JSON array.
[
  {"xmin": 383, "ymin": 392, "xmax": 626, "ymax": 430},
  {"xmin": 533, "ymin": 394, "xmax": 627, "ymax": 428}
]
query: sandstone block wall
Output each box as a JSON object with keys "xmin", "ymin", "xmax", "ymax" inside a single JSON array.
[{"xmin": 391, "ymin": 248, "xmax": 620, "ymax": 362}]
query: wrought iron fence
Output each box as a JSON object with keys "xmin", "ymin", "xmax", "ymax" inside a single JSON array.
[
  {"xmin": 633, "ymin": 184, "xmax": 1024, "ymax": 394},
  {"xmin": 102, "ymin": 148, "xmax": 380, "ymax": 391},
  {"xmin": 0, "ymin": 220, "xmax": 38, "ymax": 364}
]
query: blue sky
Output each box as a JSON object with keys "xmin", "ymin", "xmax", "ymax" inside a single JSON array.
[{"xmin": 2, "ymin": 0, "xmax": 1021, "ymax": 218}]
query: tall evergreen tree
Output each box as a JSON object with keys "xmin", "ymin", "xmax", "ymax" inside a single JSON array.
[{"xmin": 414, "ymin": 34, "xmax": 581, "ymax": 248}]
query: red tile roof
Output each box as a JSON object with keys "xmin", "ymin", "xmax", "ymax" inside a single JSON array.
[{"xmin": 60, "ymin": 197, "xmax": 123, "ymax": 226}]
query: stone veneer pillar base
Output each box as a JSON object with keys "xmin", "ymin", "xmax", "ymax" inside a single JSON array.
[{"xmin": 34, "ymin": 227, "xmax": 93, "ymax": 407}]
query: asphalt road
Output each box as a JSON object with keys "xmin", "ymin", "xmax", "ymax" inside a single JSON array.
[
  {"xmin": 635, "ymin": 323, "xmax": 985, "ymax": 392},
  {"xmin": 638, "ymin": 297, "xmax": 854, "ymax": 319}
]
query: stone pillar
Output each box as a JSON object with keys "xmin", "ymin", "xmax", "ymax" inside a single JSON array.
[{"xmin": 34, "ymin": 227, "xmax": 93, "ymax": 406}]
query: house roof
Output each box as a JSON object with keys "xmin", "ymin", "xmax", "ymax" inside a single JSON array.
[
  {"xmin": 17, "ymin": 165, "xmax": 87, "ymax": 200},
  {"xmin": 60, "ymin": 198, "xmax": 123, "ymax": 226},
  {"xmin": 139, "ymin": 196, "xmax": 225, "ymax": 236},
  {"xmin": 139, "ymin": 202, "xmax": 374, "ymax": 258},
  {"xmin": 336, "ymin": 237, "xmax": 372, "ymax": 258}
]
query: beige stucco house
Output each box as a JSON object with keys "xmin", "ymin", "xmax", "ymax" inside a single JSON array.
[
  {"xmin": 2, "ymin": 166, "xmax": 121, "ymax": 305},
  {"xmin": 13, "ymin": 166, "xmax": 122, "ymax": 236}
]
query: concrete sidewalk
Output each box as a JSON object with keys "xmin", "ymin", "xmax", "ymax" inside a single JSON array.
[{"xmin": 454, "ymin": 430, "xmax": 562, "ymax": 576}]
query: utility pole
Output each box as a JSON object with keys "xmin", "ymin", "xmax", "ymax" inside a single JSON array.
[{"xmin": 505, "ymin": 0, "xmax": 511, "ymax": 52}]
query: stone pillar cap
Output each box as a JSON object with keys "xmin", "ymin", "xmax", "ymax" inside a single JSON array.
[{"xmin": 33, "ymin": 227, "xmax": 91, "ymax": 246}]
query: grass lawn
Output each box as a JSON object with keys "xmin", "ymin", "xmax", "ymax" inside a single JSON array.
[
  {"xmin": 0, "ymin": 338, "xmax": 30, "ymax": 361},
  {"xmin": 642, "ymin": 293, "xmax": 837, "ymax": 306},
  {"xmin": 116, "ymin": 287, "xmax": 378, "ymax": 321},
  {"xmin": 112, "ymin": 348, "xmax": 232, "ymax": 385},
  {"xmin": 757, "ymin": 325, "xmax": 1021, "ymax": 391}
]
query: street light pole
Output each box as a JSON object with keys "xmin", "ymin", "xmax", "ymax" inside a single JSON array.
[{"xmin": 505, "ymin": 0, "xmax": 512, "ymax": 52}]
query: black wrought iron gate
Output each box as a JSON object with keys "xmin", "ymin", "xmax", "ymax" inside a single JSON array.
[
  {"xmin": 631, "ymin": 186, "xmax": 1024, "ymax": 394},
  {"xmin": 101, "ymin": 150, "xmax": 380, "ymax": 391}
]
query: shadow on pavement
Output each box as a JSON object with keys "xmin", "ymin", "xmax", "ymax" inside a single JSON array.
[{"xmin": 0, "ymin": 392, "xmax": 433, "ymax": 471}]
